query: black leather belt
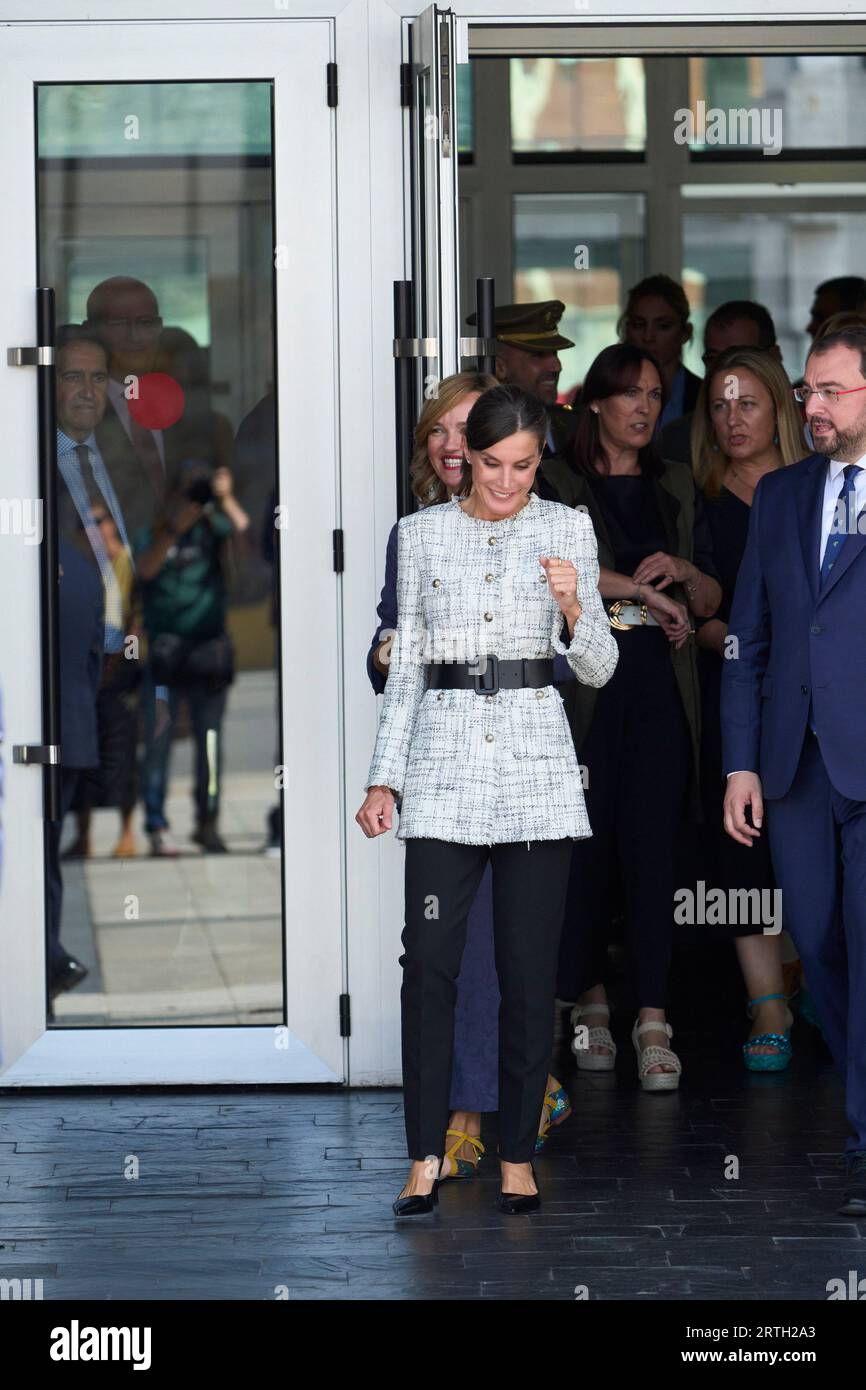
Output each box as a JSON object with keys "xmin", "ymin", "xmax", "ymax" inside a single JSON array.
[{"xmin": 426, "ymin": 656, "xmax": 554, "ymax": 697}]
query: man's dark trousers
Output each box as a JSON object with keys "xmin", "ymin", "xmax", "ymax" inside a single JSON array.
[{"xmin": 766, "ymin": 729, "xmax": 866, "ymax": 1155}]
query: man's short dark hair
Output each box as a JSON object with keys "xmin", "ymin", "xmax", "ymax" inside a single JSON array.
[
  {"xmin": 809, "ymin": 326, "xmax": 866, "ymax": 380},
  {"xmin": 704, "ymin": 300, "xmax": 777, "ymax": 350},
  {"xmin": 815, "ymin": 277, "xmax": 866, "ymax": 312},
  {"xmin": 56, "ymin": 324, "xmax": 109, "ymax": 365}
]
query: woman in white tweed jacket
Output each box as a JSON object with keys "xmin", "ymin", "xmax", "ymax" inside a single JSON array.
[{"xmin": 357, "ymin": 386, "xmax": 617, "ymax": 1216}]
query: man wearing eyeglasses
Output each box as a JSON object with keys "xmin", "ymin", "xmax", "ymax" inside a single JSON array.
[{"xmin": 722, "ymin": 327, "xmax": 866, "ymax": 1216}]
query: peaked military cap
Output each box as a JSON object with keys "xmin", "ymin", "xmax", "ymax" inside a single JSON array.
[{"xmin": 466, "ymin": 299, "xmax": 575, "ymax": 353}]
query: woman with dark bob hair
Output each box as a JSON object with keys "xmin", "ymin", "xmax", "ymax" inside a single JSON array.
[
  {"xmin": 357, "ymin": 385, "xmax": 618, "ymax": 1215},
  {"xmin": 541, "ymin": 344, "xmax": 721, "ymax": 1091},
  {"xmin": 366, "ymin": 372, "xmax": 575, "ymax": 1179}
]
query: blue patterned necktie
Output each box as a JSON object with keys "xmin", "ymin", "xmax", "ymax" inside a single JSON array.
[
  {"xmin": 809, "ymin": 464, "xmax": 859, "ymax": 735},
  {"xmin": 819, "ymin": 464, "xmax": 859, "ymax": 588}
]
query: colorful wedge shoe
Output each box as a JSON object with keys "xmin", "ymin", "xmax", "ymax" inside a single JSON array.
[
  {"xmin": 441, "ymin": 1128, "xmax": 485, "ymax": 1178},
  {"xmin": 743, "ymin": 992, "xmax": 793, "ymax": 1072},
  {"xmin": 535, "ymin": 1078, "xmax": 573, "ymax": 1153}
]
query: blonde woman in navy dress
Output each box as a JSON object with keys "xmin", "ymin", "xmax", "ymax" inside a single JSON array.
[{"xmin": 357, "ymin": 385, "xmax": 617, "ymax": 1215}]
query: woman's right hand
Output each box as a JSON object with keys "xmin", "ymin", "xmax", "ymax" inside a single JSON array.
[
  {"xmin": 372, "ymin": 631, "xmax": 394, "ymax": 679},
  {"xmin": 356, "ymin": 785, "xmax": 396, "ymax": 837},
  {"xmin": 641, "ymin": 587, "xmax": 691, "ymax": 648}
]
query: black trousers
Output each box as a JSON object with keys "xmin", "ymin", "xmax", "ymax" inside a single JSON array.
[
  {"xmin": 401, "ymin": 836, "xmax": 573, "ymax": 1163},
  {"xmin": 46, "ymin": 768, "xmax": 85, "ymax": 973},
  {"xmin": 557, "ymin": 631, "xmax": 690, "ymax": 1006}
]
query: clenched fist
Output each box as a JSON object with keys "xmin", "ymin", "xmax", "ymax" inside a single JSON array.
[{"xmin": 539, "ymin": 555, "xmax": 581, "ymax": 622}]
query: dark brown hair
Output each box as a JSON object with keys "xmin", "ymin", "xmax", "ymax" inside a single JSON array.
[
  {"xmin": 617, "ymin": 273, "xmax": 692, "ymax": 342},
  {"xmin": 809, "ymin": 326, "xmax": 866, "ymax": 381},
  {"xmin": 463, "ymin": 384, "xmax": 548, "ymax": 494},
  {"xmin": 571, "ymin": 343, "xmax": 666, "ymax": 479}
]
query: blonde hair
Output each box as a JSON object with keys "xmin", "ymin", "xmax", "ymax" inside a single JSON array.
[
  {"xmin": 408, "ymin": 372, "xmax": 499, "ymax": 505},
  {"xmin": 691, "ymin": 348, "xmax": 806, "ymax": 497}
]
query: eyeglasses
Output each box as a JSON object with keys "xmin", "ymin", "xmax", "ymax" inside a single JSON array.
[{"xmin": 792, "ymin": 384, "xmax": 866, "ymax": 406}]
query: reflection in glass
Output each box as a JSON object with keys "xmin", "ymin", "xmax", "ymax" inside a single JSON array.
[
  {"xmin": 682, "ymin": 205, "xmax": 866, "ymax": 376},
  {"xmin": 457, "ymin": 61, "xmax": 474, "ymax": 156},
  {"xmin": 513, "ymin": 193, "xmax": 645, "ymax": 394},
  {"xmin": 39, "ymin": 82, "xmax": 282, "ymax": 1028},
  {"xmin": 688, "ymin": 56, "xmax": 866, "ymax": 153},
  {"xmin": 510, "ymin": 57, "xmax": 646, "ymax": 155}
]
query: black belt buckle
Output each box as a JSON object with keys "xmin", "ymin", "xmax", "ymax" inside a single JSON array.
[{"xmin": 472, "ymin": 653, "xmax": 499, "ymax": 696}]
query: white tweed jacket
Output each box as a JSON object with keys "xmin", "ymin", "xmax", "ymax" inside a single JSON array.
[{"xmin": 365, "ymin": 492, "xmax": 618, "ymax": 844}]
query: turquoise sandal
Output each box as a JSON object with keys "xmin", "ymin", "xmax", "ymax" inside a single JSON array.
[
  {"xmin": 743, "ymin": 992, "xmax": 793, "ymax": 1072},
  {"xmin": 535, "ymin": 1078, "xmax": 573, "ymax": 1152}
]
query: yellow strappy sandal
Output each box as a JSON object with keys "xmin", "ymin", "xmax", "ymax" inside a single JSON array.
[{"xmin": 441, "ymin": 1128, "xmax": 485, "ymax": 1179}]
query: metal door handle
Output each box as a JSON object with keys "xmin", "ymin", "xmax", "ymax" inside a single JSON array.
[
  {"xmin": 7, "ymin": 289, "xmax": 62, "ymax": 819},
  {"xmin": 13, "ymin": 744, "xmax": 60, "ymax": 765}
]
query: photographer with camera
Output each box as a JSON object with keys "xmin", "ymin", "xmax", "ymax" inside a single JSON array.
[{"xmin": 134, "ymin": 461, "xmax": 250, "ymax": 855}]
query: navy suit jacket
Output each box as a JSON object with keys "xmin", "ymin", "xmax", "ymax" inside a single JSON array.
[
  {"xmin": 58, "ymin": 537, "xmax": 104, "ymax": 769},
  {"xmin": 722, "ymin": 453, "xmax": 866, "ymax": 800}
]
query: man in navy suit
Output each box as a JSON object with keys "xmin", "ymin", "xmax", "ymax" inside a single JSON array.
[
  {"xmin": 46, "ymin": 539, "xmax": 105, "ymax": 1004},
  {"xmin": 722, "ymin": 327, "xmax": 866, "ymax": 1216}
]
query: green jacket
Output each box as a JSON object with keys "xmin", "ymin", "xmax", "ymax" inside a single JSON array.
[{"xmin": 540, "ymin": 456, "xmax": 705, "ymax": 819}]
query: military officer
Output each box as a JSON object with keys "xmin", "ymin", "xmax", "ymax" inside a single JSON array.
[{"xmin": 465, "ymin": 300, "xmax": 578, "ymax": 472}]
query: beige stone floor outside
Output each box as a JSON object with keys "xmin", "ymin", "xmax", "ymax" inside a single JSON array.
[{"xmin": 54, "ymin": 670, "xmax": 284, "ymax": 1027}]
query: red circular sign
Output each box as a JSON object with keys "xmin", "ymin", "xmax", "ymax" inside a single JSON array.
[{"xmin": 127, "ymin": 372, "xmax": 185, "ymax": 430}]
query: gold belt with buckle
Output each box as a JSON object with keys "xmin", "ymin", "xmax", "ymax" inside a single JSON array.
[{"xmin": 607, "ymin": 600, "xmax": 660, "ymax": 631}]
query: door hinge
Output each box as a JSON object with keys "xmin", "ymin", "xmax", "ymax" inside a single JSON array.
[
  {"xmin": 332, "ymin": 528, "xmax": 344, "ymax": 573},
  {"xmin": 339, "ymin": 993, "xmax": 351, "ymax": 1037},
  {"xmin": 326, "ymin": 62, "xmax": 338, "ymax": 108},
  {"xmin": 400, "ymin": 62, "xmax": 412, "ymax": 108}
]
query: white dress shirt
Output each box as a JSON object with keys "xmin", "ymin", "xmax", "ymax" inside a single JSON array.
[{"xmin": 819, "ymin": 452, "xmax": 866, "ymax": 566}]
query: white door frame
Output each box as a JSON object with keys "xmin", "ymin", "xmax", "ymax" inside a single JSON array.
[
  {"xmin": 2, "ymin": 2, "xmax": 859, "ymax": 1088},
  {"xmin": 0, "ymin": 18, "xmax": 345, "ymax": 1084}
]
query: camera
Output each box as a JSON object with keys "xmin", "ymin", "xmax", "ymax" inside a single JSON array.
[{"xmin": 186, "ymin": 476, "xmax": 215, "ymax": 506}]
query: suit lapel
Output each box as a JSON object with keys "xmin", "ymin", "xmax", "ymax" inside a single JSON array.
[{"xmin": 796, "ymin": 455, "xmax": 826, "ymax": 603}]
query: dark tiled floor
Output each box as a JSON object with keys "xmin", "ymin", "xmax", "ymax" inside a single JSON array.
[{"xmin": 0, "ymin": 950, "xmax": 862, "ymax": 1300}]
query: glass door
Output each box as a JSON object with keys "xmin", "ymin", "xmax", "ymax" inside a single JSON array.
[
  {"xmin": 409, "ymin": 5, "xmax": 463, "ymax": 387},
  {"xmin": 0, "ymin": 21, "xmax": 344, "ymax": 1083}
]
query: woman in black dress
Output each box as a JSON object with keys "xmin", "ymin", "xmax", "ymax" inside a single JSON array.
[
  {"xmin": 542, "ymin": 344, "xmax": 721, "ymax": 1090},
  {"xmin": 692, "ymin": 346, "xmax": 809, "ymax": 1068}
]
